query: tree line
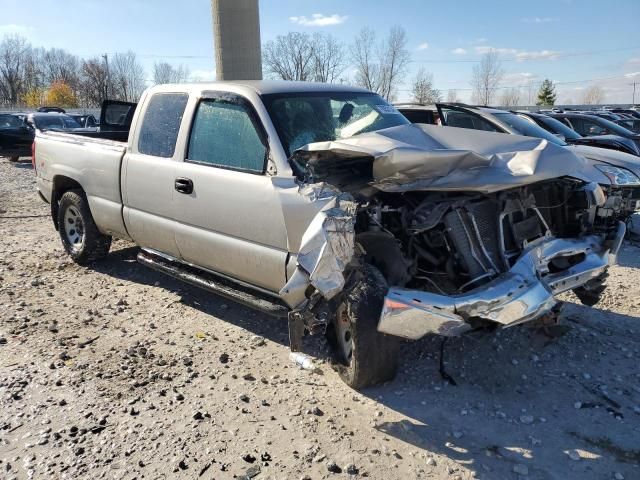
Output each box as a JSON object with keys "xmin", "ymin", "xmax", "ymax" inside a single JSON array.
[
  {"xmin": 0, "ymin": 34, "xmax": 190, "ymax": 108},
  {"xmin": 0, "ymin": 29, "xmax": 607, "ymax": 109}
]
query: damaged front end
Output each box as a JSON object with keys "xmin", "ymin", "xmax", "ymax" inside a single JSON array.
[{"xmin": 282, "ymin": 125, "xmax": 625, "ymax": 343}]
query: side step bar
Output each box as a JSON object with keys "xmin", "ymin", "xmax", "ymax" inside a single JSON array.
[{"xmin": 137, "ymin": 250, "xmax": 289, "ymax": 318}]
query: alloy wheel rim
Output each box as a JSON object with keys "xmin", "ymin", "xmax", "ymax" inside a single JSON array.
[
  {"xmin": 335, "ymin": 304, "xmax": 353, "ymax": 364},
  {"xmin": 63, "ymin": 206, "xmax": 84, "ymax": 252}
]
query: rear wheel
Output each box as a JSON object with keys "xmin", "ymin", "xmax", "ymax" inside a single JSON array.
[
  {"xmin": 57, "ymin": 190, "xmax": 111, "ymax": 265},
  {"xmin": 330, "ymin": 264, "xmax": 400, "ymax": 389}
]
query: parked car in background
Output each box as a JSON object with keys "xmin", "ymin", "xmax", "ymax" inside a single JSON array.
[
  {"xmin": 515, "ymin": 110, "xmax": 640, "ymax": 156},
  {"xmin": 37, "ymin": 106, "xmax": 66, "ymax": 113},
  {"xmin": 69, "ymin": 114, "xmax": 99, "ymax": 129},
  {"xmin": 399, "ymin": 103, "xmax": 640, "ymax": 223},
  {"xmin": 26, "ymin": 112, "xmax": 83, "ymax": 131},
  {"xmin": 549, "ymin": 113, "xmax": 640, "ymax": 152},
  {"xmin": 607, "ymin": 109, "xmax": 640, "ymax": 119},
  {"xmin": 394, "ymin": 103, "xmax": 440, "ymax": 124},
  {"xmin": 0, "ymin": 112, "xmax": 35, "ymax": 161},
  {"xmin": 591, "ymin": 112, "xmax": 624, "ymax": 122}
]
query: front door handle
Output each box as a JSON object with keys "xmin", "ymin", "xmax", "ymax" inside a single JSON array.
[{"xmin": 174, "ymin": 177, "xmax": 193, "ymax": 194}]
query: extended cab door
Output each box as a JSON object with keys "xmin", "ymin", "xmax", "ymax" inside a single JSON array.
[
  {"xmin": 171, "ymin": 92, "xmax": 289, "ymax": 293},
  {"xmin": 122, "ymin": 92, "xmax": 189, "ymax": 258}
]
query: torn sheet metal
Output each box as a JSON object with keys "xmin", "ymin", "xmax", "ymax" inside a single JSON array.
[
  {"xmin": 378, "ymin": 223, "xmax": 626, "ymax": 340},
  {"xmin": 280, "ymin": 189, "xmax": 357, "ymax": 308},
  {"xmin": 293, "ymin": 124, "xmax": 592, "ymax": 194}
]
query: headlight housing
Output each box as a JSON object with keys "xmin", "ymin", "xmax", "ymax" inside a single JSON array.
[{"xmin": 594, "ymin": 164, "xmax": 640, "ymax": 186}]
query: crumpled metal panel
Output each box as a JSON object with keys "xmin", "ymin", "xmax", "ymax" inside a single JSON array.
[
  {"xmin": 293, "ymin": 124, "xmax": 592, "ymax": 194},
  {"xmin": 377, "ymin": 222, "xmax": 626, "ymax": 340},
  {"xmin": 280, "ymin": 189, "xmax": 357, "ymax": 307}
]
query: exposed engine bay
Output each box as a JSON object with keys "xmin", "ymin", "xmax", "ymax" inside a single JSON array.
[{"xmin": 356, "ymin": 178, "xmax": 608, "ymax": 296}]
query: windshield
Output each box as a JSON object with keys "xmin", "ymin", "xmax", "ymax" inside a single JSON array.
[
  {"xmin": 532, "ymin": 114, "xmax": 582, "ymax": 140},
  {"xmin": 492, "ymin": 112, "xmax": 567, "ymax": 146},
  {"xmin": 35, "ymin": 115, "xmax": 81, "ymax": 130},
  {"xmin": 261, "ymin": 92, "xmax": 410, "ymax": 156}
]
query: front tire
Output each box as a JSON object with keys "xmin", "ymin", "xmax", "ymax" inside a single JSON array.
[
  {"xmin": 330, "ymin": 264, "xmax": 401, "ymax": 389},
  {"xmin": 57, "ymin": 190, "xmax": 111, "ymax": 265}
]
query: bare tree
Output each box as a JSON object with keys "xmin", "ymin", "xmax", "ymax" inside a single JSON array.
[
  {"xmin": 582, "ymin": 85, "xmax": 605, "ymax": 105},
  {"xmin": 311, "ymin": 33, "xmax": 346, "ymax": 83},
  {"xmin": 351, "ymin": 27, "xmax": 379, "ymax": 92},
  {"xmin": 23, "ymin": 47, "xmax": 47, "ymax": 93},
  {"xmin": 153, "ymin": 62, "xmax": 190, "ymax": 84},
  {"xmin": 42, "ymin": 48, "xmax": 80, "ymax": 88},
  {"xmin": 351, "ymin": 26, "xmax": 410, "ymax": 100},
  {"xmin": 378, "ymin": 26, "xmax": 410, "ymax": 100},
  {"xmin": 500, "ymin": 88, "xmax": 521, "ymax": 107},
  {"xmin": 411, "ymin": 68, "xmax": 441, "ymax": 104},
  {"xmin": 0, "ymin": 34, "xmax": 30, "ymax": 105},
  {"xmin": 446, "ymin": 89, "xmax": 460, "ymax": 103},
  {"xmin": 262, "ymin": 32, "xmax": 315, "ymax": 81},
  {"xmin": 79, "ymin": 58, "xmax": 110, "ymax": 107},
  {"xmin": 110, "ymin": 51, "xmax": 146, "ymax": 102},
  {"xmin": 470, "ymin": 50, "xmax": 504, "ymax": 106}
]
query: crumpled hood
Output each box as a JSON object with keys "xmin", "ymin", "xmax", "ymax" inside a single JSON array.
[
  {"xmin": 294, "ymin": 124, "xmax": 591, "ymax": 194},
  {"xmin": 570, "ymin": 144, "xmax": 640, "ymax": 178}
]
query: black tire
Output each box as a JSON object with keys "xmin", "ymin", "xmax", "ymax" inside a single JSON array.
[
  {"xmin": 57, "ymin": 190, "xmax": 111, "ymax": 265},
  {"xmin": 9, "ymin": 156, "xmax": 19, "ymax": 162},
  {"xmin": 330, "ymin": 264, "xmax": 401, "ymax": 389}
]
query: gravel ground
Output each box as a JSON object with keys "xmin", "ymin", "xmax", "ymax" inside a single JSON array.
[{"xmin": 0, "ymin": 157, "xmax": 639, "ymax": 480}]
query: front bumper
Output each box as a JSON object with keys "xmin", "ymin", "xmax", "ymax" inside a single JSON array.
[{"xmin": 377, "ymin": 222, "xmax": 625, "ymax": 340}]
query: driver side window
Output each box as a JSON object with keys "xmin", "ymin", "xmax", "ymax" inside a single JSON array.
[{"xmin": 187, "ymin": 99, "xmax": 267, "ymax": 174}]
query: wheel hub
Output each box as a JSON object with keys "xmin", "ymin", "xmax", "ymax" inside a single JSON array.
[
  {"xmin": 63, "ymin": 206, "xmax": 84, "ymax": 252},
  {"xmin": 335, "ymin": 304, "xmax": 353, "ymax": 363}
]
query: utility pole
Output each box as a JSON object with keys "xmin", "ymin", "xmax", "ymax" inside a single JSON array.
[
  {"xmin": 211, "ymin": 0, "xmax": 262, "ymax": 80},
  {"xmin": 631, "ymin": 81, "xmax": 637, "ymax": 106},
  {"xmin": 102, "ymin": 53, "xmax": 110, "ymax": 100}
]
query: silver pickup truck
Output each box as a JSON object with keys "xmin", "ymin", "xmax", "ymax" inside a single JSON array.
[{"xmin": 35, "ymin": 81, "xmax": 625, "ymax": 389}]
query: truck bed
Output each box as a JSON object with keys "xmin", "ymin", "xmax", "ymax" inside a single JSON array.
[{"xmin": 35, "ymin": 130, "xmax": 129, "ymax": 239}]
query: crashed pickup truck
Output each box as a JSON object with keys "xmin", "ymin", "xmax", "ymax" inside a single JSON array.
[{"xmin": 34, "ymin": 81, "xmax": 625, "ymax": 389}]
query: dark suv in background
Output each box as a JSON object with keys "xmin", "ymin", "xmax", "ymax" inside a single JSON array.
[
  {"xmin": 515, "ymin": 110, "xmax": 640, "ymax": 156},
  {"xmin": 0, "ymin": 112, "xmax": 35, "ymax": 161},
  {"xmin": 549, "ymin": 113, "xmax": 640, "ymax": 154}
]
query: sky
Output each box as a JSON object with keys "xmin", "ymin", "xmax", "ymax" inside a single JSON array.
[{"xmin": 1, "ymin": 0, "xmax": 639, "ymax": 104}]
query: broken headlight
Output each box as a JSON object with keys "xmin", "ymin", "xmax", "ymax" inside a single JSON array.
[{"xmin": 594, "ymin": 164, "xmax": 640, "ymax": 186}]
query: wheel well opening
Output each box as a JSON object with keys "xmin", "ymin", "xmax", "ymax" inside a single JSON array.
[{"xmin": 51, "ymin": 176, "xmax": 83, "ymax": 230}]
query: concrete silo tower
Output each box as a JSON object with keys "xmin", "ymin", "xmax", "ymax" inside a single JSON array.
[{"xmin": 211, "ymin": 0, "xmax": 262, "ymax": 80}]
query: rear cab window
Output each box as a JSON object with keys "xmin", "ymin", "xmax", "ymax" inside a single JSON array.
[{"xmin": 138, "ymin": 93, "xmax": 189, "ymax": 157}]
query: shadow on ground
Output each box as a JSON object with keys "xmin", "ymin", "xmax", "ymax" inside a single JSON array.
[{"xmin": 90, "ymin": 243, "xmax": 294, "ymax": 349}]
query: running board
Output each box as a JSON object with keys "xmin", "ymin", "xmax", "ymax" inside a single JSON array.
[{"xmin": 137, "ymin": 250, "xmax": 289, "ymax": 318}]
